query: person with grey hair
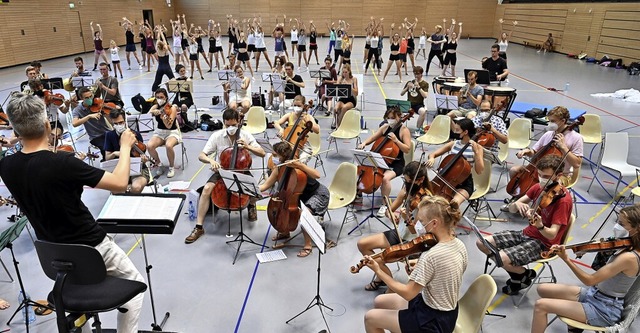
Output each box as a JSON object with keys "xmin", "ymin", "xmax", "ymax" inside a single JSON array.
[{"xmin": 0, "ymin": 93, "xmax": 144, "ymax": 333}]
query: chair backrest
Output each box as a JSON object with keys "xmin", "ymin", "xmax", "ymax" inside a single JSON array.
[
  {"xmin": 497, "ymin": 141, "xmax": 509, "ymax": 163},
  {"xmin": 602, "ymin": 132, "xmax": 629, "ymax": 166},
  {"xmin": 418, "ymin": 115, "xmax": 451, "ymax": 145},
  {"xmin": 308, "ymin": 131, "xmax": 322, "ymax": 155},
  {"xmin": 34, "ymin": 240, "xmax": 107, "ymax": 285},
  {"xmin": 579, "ymin": 114, "xmax": 603, "ymax": 144},
  {"xmin": 404, "ymin": 140, "xmax": 416, "ymax": 166},
  {"xmin": 454, "ymin": 274, "xmax": 497, "ymax": 333},
  {"xmin": 245, "ymin": 106, "xmax": 267, "ymax": 134},
  {"xmin": 507, "ymin": 118, "xmax": 531, "ymax": 150},
  {"xmin": 565, "ymin": 166, "xmax": 581, "ymax": 189},
  {"xmin": 353, "ymin": 74, "xmax": 364, "ymax": 98},
  {"xmin": 334, "ymin": 109, "xmax": 361, "ymax": 137},
  {"xmin": 328, "ymin": 162, "xmax": 358, "ymax": 203},
  {"xmin": 560, "ymin": 214, "xmax": 576, "ymax": 245},
  {"xmin": 471, "ymin": 159, "xmax": 493, "ymax": 199}
]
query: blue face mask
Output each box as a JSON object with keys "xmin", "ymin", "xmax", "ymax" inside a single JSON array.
[{"xmin": 84, "ymin": 98, "xmax": 93, "ymax": 106}]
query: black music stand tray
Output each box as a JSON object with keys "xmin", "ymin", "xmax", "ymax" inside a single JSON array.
[
  {"xmin": 384, "ymin": 99, "xmax": 412, "ymax": 113},
  {"xmin": 309, "ymin": 70, "xmax": 332, "ymax": 115},
  {"xmin": 219, "ymin": 169, "xmax": 263, "ymax": 265},
  {"xmin": 325, "ymin": 84, "xmax": 351, "ymax": 128},
  {"xmin": 41, "ymin": 78, "xmax": 65, "ymax": 91},
  {"xmin": 349, "ymin": 150, "xmax": 391, "ymax": 235},
  {"xmin": 71, "ymin": 76, "xmax": 94, "ymax": 89},
  {"xmin": 166, "ymin": 79, "xmax": 197, "ymax": 132},
  {"xmin": 3, "ymin": 216, "xmax": 53, "ymax": 333},
  {"xmin": 97, "ymin": 193, "xmax": 185, "ymax": 331}
]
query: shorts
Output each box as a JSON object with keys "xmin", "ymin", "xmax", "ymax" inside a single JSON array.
[
  {"xmin": 456, "ymin": 174, "xmax": 474, "ymax": 197},
  {"xmin": 449, "ymin": 107, "xmax": 477, "ymax": 118},
  {"xmin": 112, "ymin": 60, "xmax": 120, "ymax": 64},
  {"xmin": 248, "ymin": 44, "xmax": 256, "ymax": 52},
  {"xmin": 399, "ymin": 294, "xmax": 458, "ymax": 333},
  {"xmin": 208, "ymin": 46, "xmax": 216, "ymax": 54},
  {"xmin": 338, "ymin": 96, "xmax": 357, "ymax": 108},
  {"xmin": 342, "ymin": 59, "xmax": 351, "ymax": 65},
  {"xmin": 275, "ymin": 51, "xmax": 285, "ymax": 57},
  {"xmin": 419, "ymin": 43, "xmax": 426, "ymax": 49},
  {"xmin": 400, "ymin": 53, "xmax": 407, "ymax": 62},
  {"xmin": 256, "ymin": 47, "xmax": 266, "ymax": 52},
  {"xmin": 229, "ymin": 94, "xmax": 251, "ymax": 104},
  {"xmin": 297, "ymin": 45, "xmax": 306, "ymax": 52},
  {"xmin": 365, "ymin": 44, "xmax": 371, "ymax": 50},
  {"xmin": 126, "ymin": 44, "xmax": 136, "ymax": 52},
  {"xmin": 130, "ymin": 167, "xmax": 151, "ymax": 185},
  {"xmin": 189, "ymin": 53, "xmax": 198, "ymax": 61},
  {"xmin": 411, "ymin": 104, "xmax": 425, "ymax": 113},
  {"xmin": 499, "ymin": 51, "xmax": 507, "ymax": 60},
  {"xmin": 94, "ymin": 49, "xmax": 105, "ymax": 54},
  {"xmin": 237, "ymin": 52, "xmax": 250, "ymax": 62},
  {"xmin": 216, "ymin": 46, "xmax": 224, "ymax": 53},
  {"xmin": 579, "ymin": 286, "xmax": 624, "ymax": 327},
  {"xmin": 153, "ymin": 128, "xmax": 181, "ymax": 142},
  {"xmin": 291, "ymin": 41, "xmax": 298, "ymax": 45},
  {"xmin": 197, "ymin": 46, "xmax": 205, "ymax": 53},
  {"xmin": 492, "ymin": 230, "xmax": 546, "ymax": 267},
  {"xmin": 146, "ymin": 47, "xmax": 157, "ymax": 55},
  {"xmin": 309, "ymin": 44, "xmax": 317, "ymax": 50},
  {"xmin": 174, "ymin": 46, "xmax": 183, "ymax": 55},
  {"xmin": 383, "ymin": 229, "xmax": 402, "ymax": 246},
  {"xmin": 389, "ymin": 53, "xmax": 400, "ymax": 61},
  {"xmin": 407, "ymin": 47, "xmax": 414, "ymax": 55},
  {"xmin": 301, "ymin": 184, "xmax": 330, "ymax": 216},
  {"xmin": 443, "ymin": 52, "xmax": 457, "ymax": 66}
]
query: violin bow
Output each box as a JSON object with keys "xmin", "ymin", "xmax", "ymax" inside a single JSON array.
[{"xmin": 274, "ymin": 149, "xmax": 333, "ymax": 168}]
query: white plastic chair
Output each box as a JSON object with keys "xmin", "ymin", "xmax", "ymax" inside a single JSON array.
[
  {"xmin": 308, "ymin": 131, "xmax": 326, "ymax": 176},
  {"xmin": 463, "ymin": 159, "xmax": 496, "ymax": 228},
  {"xmin": 353, "ymin": 74, "xmax": 365, "ymax": 112},
  {"xmin": 244, "ymin": 106, "xmax": 267, "ymax": 137},
  {"xmin": 327, "ymin": 109, "xmax": 362, "ymax": 156},
  {"xmin": 587, "ymin": 132, "xmax": 640, "ymax": 195},
  {"xmin": 507, "ymin": 118, "xmax": 531, "ymax": 150},
  {"xmin": 416, "ymin": 115, "xmax": 451, "ymax": 151},
  {"xmin": 403, "ymin": 140, "xmax": 416, "ymax": 166},
  {"xmin": 327, "ymin": 163, "xmax": 359, "ymax": 244},
  {"xmin": 579, "ymin": 114, "xmax": 603, "ymax": 145},
  {"xmin": 494, "ymin": 141, "xmax": 510, "ymax": 190},
  {"xmin": 453, "ymin": 274, "xmax": 497, "ymax": 333}
]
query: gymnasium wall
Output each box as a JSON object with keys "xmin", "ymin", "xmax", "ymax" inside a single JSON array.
[
  {"xmin": 0, "ymin": 0, "xmax": 174, "ymax": 68},
  {"xmin": 494, "ymin": 2, "xmax": 640, "ymax": 65}
]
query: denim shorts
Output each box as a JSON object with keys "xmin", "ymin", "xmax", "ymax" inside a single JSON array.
[{"xmin": 579, "ymin": 286, "xmax": 624, "ymax": 327}]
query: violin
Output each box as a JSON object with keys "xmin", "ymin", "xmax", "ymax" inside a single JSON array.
[
  {"xmin": 528, "ymin": 180, "xmax": 566, "ymax": 226},
  {"xmin": 211, "ymin": 115, "xmax": 254, "ymax": 210},
  {"xmin": 541, "ymin": 237, "xmax": 633, "ymax": 259},
  {"xmin": 267, "ymin": 100, "xmax": 314, "ymax": 170},
  {"xmin": 55, "ymin": 144, "xmax": 100, "ymax": 160},
  {"xmin": 89, "ymin": 98, "xmax": 117, "ymax": 115},
  {"xmin": 350, "ymin": 233, "xmax": 438, "ymax": 273},
  {"xmin": 0, "ymin": 195, "xmax": 18, "ymax": 207},
  {"xmin": 266, "ymin": 121, "xmax": 314, "ymax": 233},
  {"xmin": 357, "ymin": 108, "xmax": 414, "ymax": 194},
  {"xmin": 506, "ymin": 116, "xmax": 585, "ymax": 198},
  {"xmin": 43, "ymin": 90, "xmax": 66, "ymax": 106}
]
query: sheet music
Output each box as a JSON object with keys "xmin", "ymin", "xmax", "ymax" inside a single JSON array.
[
  {"xmin": 256, "ymin": 249, "xmax": 288, "ymax": 263},
  {"xmin": 352, "ymin": 149, "xmax": 391, "ymax": 170},
  {"xmin": 98, "ymin": 195, "xmax": 183, "ymax": 221},
  {"xmin": 100, "ymin": 157, "xmax": 142, "ymax": 176},
  {"xmin": 300, "ymin": 204, "xmax": 326, "ymax": 253}
]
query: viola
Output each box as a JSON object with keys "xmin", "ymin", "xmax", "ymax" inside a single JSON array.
[
  {"xmin": 266, "ymin": 121, "xmax": 314, "ymax": 233},
  {"xmin": 43, "ymin": 90, "xmax": 66, "ymax": 106},
  {"xmin": 528, "ymin": 180, "xmax": 566, "ymax": 226},
  {"xmin": 357, "ymin": 108, "xmax": 414, "ymax": 194},
  {"xmin": 89, "ymin": 98, "xmax": 117, "ymax": 115},
  {"xmin": 211, "ymin": 115, "xmax": 254, "ymax": 210},
  {"xmin": 267, "ymin": 100, "xmax": 314, "ymax": 170},
  {"xmin": 506, "ymin": 116, "xmax": 585, "ymax": 198},
  {"xmin": 55, "ymin": 144, "xmax": 99, "ymax": 160},
  {"xmin": 350, "ymin": 233, "xmax": 438, "ymax": 273},
  {"xmin": 541, "ymin": 237, "xmax": 633, "ymax": 259}
]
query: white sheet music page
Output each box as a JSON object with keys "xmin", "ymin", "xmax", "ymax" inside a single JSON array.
[{"xmin": 98, "ymin": 195, "xmax": 183, "ymax": 221}]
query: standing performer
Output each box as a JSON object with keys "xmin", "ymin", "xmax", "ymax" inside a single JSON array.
[
  {"xmin": 425, "ymin": 20, "xmax": 446, "ymax": 76},
  {"xmin": 497, "ymin": 18, "xmax": 517, "ymax": 60},
  {"xmin": 122, "ymin": 17, "xmax": 142, "ymax": 70},
  {"xmin": 150, "ymin": 29, "xmax": 175, "ymax": 92},
  {"xmin": 109, "ymin": 40, "xmax": 124, "ymax": 79},
  {"xmin": 170, "ymin": 18, "xmax": 188, "ymax": 71},
  {"xmin": 442, "ymin": 20, "xmax": 462, "ymax": 77},
  {"xmin": 253, "ymin": 22, "xmax": 272, "ymax": 71},
  {"xmin": 90, "ymin": 22, "xmax": 110, "ymax": 71},
  {"xmin": 307, "ymin": 21, "xmax": 320, "ymax": 65}
]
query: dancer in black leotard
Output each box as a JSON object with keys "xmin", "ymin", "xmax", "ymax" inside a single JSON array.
[
  {"xmin": 122, "ymin": 17, "xmax": 142, "ymax": 70},
  {"xmin": 442, "ymin": 19, "xmax": 462, "ymax": 77},
  {"xmin": 382, "ymin": 28, "xmax": 403, "ymax": 83},
  {"xmin": 151, "ymin": 30, "xmax": 175, "ymax": 92},
  {"xmin": 307, "ymin": 21, "xmax": 320, "ymax": 65},
  {"xmin": 90, "ymin": 22, "xmax": 110, "ymax": 71},
  {"xmin": 235, "ymin": 29, "xmax": 254, "ymax": 77}
]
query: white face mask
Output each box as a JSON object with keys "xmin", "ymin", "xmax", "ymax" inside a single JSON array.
[
  {"xmin": 538, "ymin": 176, "xmax": 552, "ymax": 185},
  {"xmin": 226, "ymin": 126, "xmax": 238, "ymax": 136},
  {"xmin": 387, "ymin": 119, "xmax": 397, "ymax": 126},
  {"xmin": 545, "ymin": 122, "xmax": 559, "ymax": 132},
  {"xmin": 613, "ymin": 222, "xmax": 629, "ymax": 238},
  {"xmin": 156, "ymin": 98, "xmax": 166, "ymax": 106},
  {"xmin": 271, "ymin": 156, "xmax": 280, "ymax": 165},
  {"xmin": 114, "ymin": 124, "xmax": 126, "ymax": 134},
  {"xmin": 293, "ymin": 106, "xmax": 303, "ymax": 114},
  {"xmin": 414, "ymin": 220, "xmax": 426, "ymax": 236}
]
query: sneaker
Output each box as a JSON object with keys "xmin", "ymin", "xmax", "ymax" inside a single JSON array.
[
  {"xmin": 167, "ymin": 167, "xmax": 175, "ymax": 178},
  {"xmin": 377, "ymin": 205, "xmax": 388, "ymax": 217},
  {"xmin": 248, "ymin": 205, "xmax": 257, "ymax": 222},
  {"xmin": 500, "ymin": 204, "xmax": 510, "ymax": 212},
  {"xmin": 185, "ymin": 227, "xmax": 204, "ymax": 244},
  {"xmin": 155, "ymin": 164, "xmax": 165, "ymax": 177},
  {"xmin": 127, "ymin": 67, "xmax": 131, "ymax": 70}
]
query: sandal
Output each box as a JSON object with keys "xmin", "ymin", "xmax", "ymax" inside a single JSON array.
[
  {"xmin": 326, "ymin": 239, "xmax": 337, "ymax": 249},
  {"xmin": 501, "ymin": 279, "xmax": 523, "ymax": 295},
  {"xmin": 33, "ymin": 300, "xmax": 53, "ymax": 316},
  {"xmin": 271, "ymin": 233, "xmax": 291, "ymax": 241},
  {"xmin": 365, "ymin": 280, "xmax": 387, "ymax": 291},
  {"xmin": 297, "ymin": 247, "xmax": 312, "ymax": 258}
]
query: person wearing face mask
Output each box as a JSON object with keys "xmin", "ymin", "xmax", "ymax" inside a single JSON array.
[
  {"xmin": 363, "ymin": 195, "xmax": 467, "ymax": 333},
  {"xmin": 72, "ymin": 87, "xmax": 112, "ymax": 160},
  {"xmin": 356, "ymin": 161, "xmax": 433, "ymax": 291},
  {"xmin": 478, "ymin": 154, "xmax": 572, "ymax": 296},
  {"xmin": 426, "ymin": 118, "xmax": 484, "ymax": 205},
  {"xmin": 259, "ymin": 142, "xmax": 329, "ymax": 258},
  {"xmin": 356, "ymin": 106, "xmax": 413, "ymax": 217},
  {"xmin": 104, "ymin": 110, "xmax": 150, "ymax": 193},
  {"xmin": 502, "ymin": 106, "xmax": 583, "ymax": 206},
  {"xmin": 272, "ymin": 95, "xmax": 319, "ymax": 162},
  {"xmin": 531, "ymin": 204, "xmax": 640, "ymax": 333},
  {"xmin": 147, "ymin": 88, "xmax": 180, "ymax": 178},
  {"xmin": 28, "ymin": 78, "xmax": 70, "ymax": 132},
  {"xmin": 185, "ymin": 108, "xmax": 265, "ymax": 244},
  {"xmin": 471, "ymin": 100, "xmax": 509, "ymax": 157}
]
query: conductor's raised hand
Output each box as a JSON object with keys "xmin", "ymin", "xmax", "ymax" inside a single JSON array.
[{"xmin": 119, "ymin": 129, "xmax": 137, "ymax": 149}]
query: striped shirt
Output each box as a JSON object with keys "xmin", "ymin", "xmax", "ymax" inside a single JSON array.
[
  {"xmin": 409, "ymin": 238, "xmax": 468, "ymax": 311},
  {"xmin": 450, "ymin": 140, "xmax": 475, "ymax": 164}
]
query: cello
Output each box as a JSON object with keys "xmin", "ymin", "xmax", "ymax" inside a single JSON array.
[
  {"xmin": 267, "ymin": 99, "xmax": 314, "ymax": 169},
  {"xmin": 357, "ymin": 109, "xmax": 414, "ymax": 194},
  {"xmin": 266, "ymin": 121, "xmax": 313, "ymax": 233},
  {"xmin": 211, "ymin": 115, "xmax": 254, "ymax": 210},
  {"xmin": 429, "ymin": 134, "xmax": 479, "ymax": 202},
  {"xmin": 506, "ymin": 116, "xmax": 585, "ymax": 198}
]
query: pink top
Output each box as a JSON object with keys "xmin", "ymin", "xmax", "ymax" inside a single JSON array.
[{"xmin": 531, "ymin": 129, "xmax": 583, "ymax": 175}]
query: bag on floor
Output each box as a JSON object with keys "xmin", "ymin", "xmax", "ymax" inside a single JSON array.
[
  {"xmin": 629, "ymin": 62, "xmax": 640, "ymax": 75},
  {"xmin": 211, "ymin": 96, "xmax": 220, "ymax": 106},
  {"xmin": 586, "ymin": 57, "xmax": 597, "ymax": 63},
  {"xmin": 251, "ymin": 93, "xmax": 265, "ymax": 108},
  {"xmin": 131, "ymin": 93, "xmax": 151, "ymax": 114},
  {"xmin": 524, "ymin": 108, "xmax": 546, "ymax": 119}
]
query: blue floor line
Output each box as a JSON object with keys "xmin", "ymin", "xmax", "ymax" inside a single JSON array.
[
  {"xmin": 234, "ymin": 224, "xmax": 272, "ymax": 333},
  {"xmin": 572, "ymin": 189, "xmax": 589, "ymax": 203}
]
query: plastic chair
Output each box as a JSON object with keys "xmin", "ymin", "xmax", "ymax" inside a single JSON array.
[
  {"xmin": 308, "ymin": 131, "xmax": 326, "ymax": 176},
  {"xmin": 453, "ymin": 274, "xmax": 498, "ymax": 333},
  {"xmin": 494, "ymin": 141, "xmax": 510, "ymax": 190},
  {"xmin": 579, "ymin": 114, "xmax": 603, "ymax": 145},
  {"xmin": 416, "ymin": 115, "xmax": 450, "ymax": 151},
  {"xmin": 327, "ymin": 162, "xmax": 359, "ymax": 244},
  {"xmin": 587, "ymin": 132, "xmax": 640, "ymax": 195},
  {"xmin": 244, "ymin": 106, "xmax": 267, "ymax": 137},
  {"xmin": 353, "ymin": 74, "xmax": 365, "ymax": 112},
  {"xmin": 327, "ymin": 109, "xmax": 362, "ymax": 156},
  {"xmin": 507, "ymin": 118, "xmax": 531, "ymax": 150},
  {"xmin": 462, "ymin": 159, "xmax": 497, "ymax": 229},
  {"xmin": 403, "ymin": 140, "xmax": 416, "ymax": 166},
  {"xmin": 565, "ymin": 167, "xmax": 581, "ymax": 217}
]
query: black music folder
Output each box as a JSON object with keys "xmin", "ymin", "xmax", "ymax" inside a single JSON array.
[{"xmin": 97, "ymin": 193, "xmax": 186, "ymax": 234}]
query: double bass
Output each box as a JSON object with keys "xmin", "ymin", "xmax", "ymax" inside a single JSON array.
[
  {"xmin": 506, "ymin": 116, "xmax": 585, "ymax": 198},
  {"xmin": 267, "ymin": 100, "xmax": 314, "ymax": 169},
  {"xmin": 266, "ymin": 121, "xmax": 313, "ymax": 233},
  {"xmin": 211, "ymin": 116, "xmax": 253, "ymax": 210},
  {"xmin": 357, "ymin": 109, "xmax": 414, "ymax": 194}
]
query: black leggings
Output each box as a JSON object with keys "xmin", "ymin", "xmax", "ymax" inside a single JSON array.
[
  {"xmin": 151, "ymin": 64, "xmax": 175, "ymax": 92},
  {"xmin": 426, "ymin": 49, "xmax": 444, "ymax": 74},
  {"xmin": 365, "ymin": 48, "xmax": 380, "ymax": 70}
]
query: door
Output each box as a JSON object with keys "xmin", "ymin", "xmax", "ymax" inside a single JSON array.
[{"xmin": 143, "ymin": 10, "xmax": 154, "ymax": 29}]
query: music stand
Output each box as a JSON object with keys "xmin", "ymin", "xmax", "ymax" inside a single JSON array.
[
  {"xmin": 434, "ymin": 93, "xmax": 458, "ymax": 111},
  {"xmin": 228, "ymin": 77, "xmax": 244, "ymax": 107},
  {"xmin": 349, "ymin": 150, "xmax": 391, "ymax": 235},
  {"xmin": 309, "ymin": 70, "xmax": 332, "ymax": 115},
  {"xmin": 217, "ymin": 70, "xmax": 236, "ymax": 81},
  {"xmin": 326, "ymin": 84, "xmax": 351, "ymax": 128},
  {"xmin": 464, "ymin": 69, "xmax": 490, "ymax": 85},
  {"xmin": 71, "ymin": 77, "xmax": 94, "ymax": 89},
  {"xmin": 385, "ymin": 99, "xmax": 412, "ymax": 113},
  {"xmin": 166, "ymin": 79, "xmax": 197, "ymax": 132},
  {"xmin": 256, "ymin": 138, "xmax": 273, "ymax": 184},
  {"xmin": 272, "ymin": 77, "xmax": 288, "ymax": 116},
  {"xmin": 219, "ymin": 169, "xmax": 263, "ymax": 264},
  {"xmin": 286, "ymin": 205, "xmax": 333, "ymax": 332},
  {"xmin": 3, "ymin": 216, "xmax": 53, "ymax": 332},
  {"xmin": 41, "ymin": 78, "xmax": 64, "ymax": 91}
]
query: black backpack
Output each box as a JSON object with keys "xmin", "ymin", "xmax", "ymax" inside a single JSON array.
[{"xmin": 131, "ymin": 93, "xmax": 151, "ymax": 114}]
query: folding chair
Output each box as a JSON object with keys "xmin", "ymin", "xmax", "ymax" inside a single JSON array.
[{"xmin": 327, "ymin": 109, "xmax": 362, "ymax": 156}]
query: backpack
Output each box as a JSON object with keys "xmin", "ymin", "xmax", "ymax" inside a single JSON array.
[
  {"xmin": 629, "ymin": 62, "xmax": 640, "ymax": 76},
  {"xmin": 199, "ymin": 114, "xmax": 222, "ymax": 131},
  {"xmin": 131, "ymin": 93, "xmax": 151, "ymax": 114}
]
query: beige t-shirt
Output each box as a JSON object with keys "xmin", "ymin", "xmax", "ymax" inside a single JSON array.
[{"xmin": 409, "ymin": 237, "xmax": 468, "ymax": 311}]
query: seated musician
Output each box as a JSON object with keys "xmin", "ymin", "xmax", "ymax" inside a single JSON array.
[
  {"xmin": 356, "ymin": 106, "xmax": 413, "ymax": 217},
  {"xmin": 318, "ymin": 56, "xmax": 338, "ymax": 114},
  {"xmin": 447, "ymin": 70, "xmax": 483, "ymax": 119},
  {"xmin": 501, "ymin": 106, "xmax": 583, "ymax": 207},
  {"xmin": 334, "ymin": 64, "xmax": 358, "ymax": 129},
  {"xmin": 471, "ymin": 100, "xmax": 509, "ymax": 156},
  {"xmin": 147, "ymin": 88, "xmax": 180, "ymax": 178},
  {"xmin": 259, "ymin": 142, "xmax": 329, "ymax": 258},
  {"xmin": 273, "ymin": 95, "xmax": 319, "ymax": 161},
  {"xmin": 281, "ymin": 62, "xmax": 305, "ymax": 110},
  {"xmin": 356, "ymin": 161, "xmax": 432, "ymax": 291},
  {"xmin": 400, "ymin": 66, "xmax": 429, "ymax": 136},
  {"xmin": 68, "ymin": 56, "xmax": 92, "ymax": 109},
  {"xmin": 28, "ymin": 78, "xmax": 70, "ymax": 131},
  {"xmin": 482, "ymin": 44, "xmax": 509, "ymax": 82},
  {"xmin": 362, "ymin": 196, "xmax": 467, "ymax": 333},
  {"xmin": 267, "ymin": 55, "xmax": 286, "ymax": 110},
  {"xmin": 72, "ymin": 87, "xmax": 112, "ymax": 160},
  {"xmin": 0, "ymin": 93, "xmax": 145, "ymax": 332},
  {"xmin": 185, "ymin": 108, "xmax": 265, "ymax": 244},
  {"xmin": 426, "ymin": 118, "xmax": 484, "ymax": 205},
  {"xmin": 96, "ymin": 62, "xmax": 124, "ymax": 108},
  {"xmin": 227, "ymin": 65, "xmax": 252, "ymax": 116},
  {"xmin": 531, "ymin": 204, "xmax": 640, "ymax": 333},
  {"xmin": 48, "ymin": 126, "xmax": 88, "ymax": 160},
  {"xmin": 171, "ymin": 64, "xmax": 194, "ymax": 114},
  {"xmin": 104, "ymin": 110, "xmax": 151, "ymax": 193},
  {"xmin": 477, "ymin": 155, "xmax": 572, "ymax": 295}
]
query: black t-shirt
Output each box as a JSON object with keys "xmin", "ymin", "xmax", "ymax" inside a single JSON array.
[
  {"xmin": 285, "ymin": 74, "xmax": 303, "ymax": 99},
  {"xmin": 104, "ymin": 129, "xmax": 143, "ymax": 154},
  {"xmin": 483, "ymin": 56, "xmax": 508, "ymax": 81},
  {"xmin": 125, "ymin": 30, "xmax": 135, "ymax": 44},
  {"xmin": 0, "ymin": 151, "xmax": 107, "ymax": 246}
]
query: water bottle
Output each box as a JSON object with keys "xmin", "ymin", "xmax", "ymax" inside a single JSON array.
[
  {"xmin": 564, "ymin": 82, "xmax": 570, "ymax": 93},
  {"xmin": 18, "ymin": 291, "xmax": 36, "ymax": 324},
  {"xmin": 188, "ymin": 201, "xmax": 196, "ymax": 221}
]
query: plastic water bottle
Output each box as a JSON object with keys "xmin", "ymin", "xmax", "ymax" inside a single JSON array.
[
  {"xmin": 564, "ymin": 82, "xmax": 570, "ymax": 93},
  {"xmin": 188, "ymin": 201, "xmax": 197, "ymax": 221},
  {"xmin": 18, "ymin": 291, "xmax": 36, "ymax": 324}
]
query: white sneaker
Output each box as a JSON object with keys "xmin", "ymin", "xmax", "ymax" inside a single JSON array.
[
  {"xmin": 167, "ymin": 167, "xmax": 175, "ymax": 178},
  {"xmin": 377, "ymin": 205, "xmax": 388, "ymax": 218}
]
